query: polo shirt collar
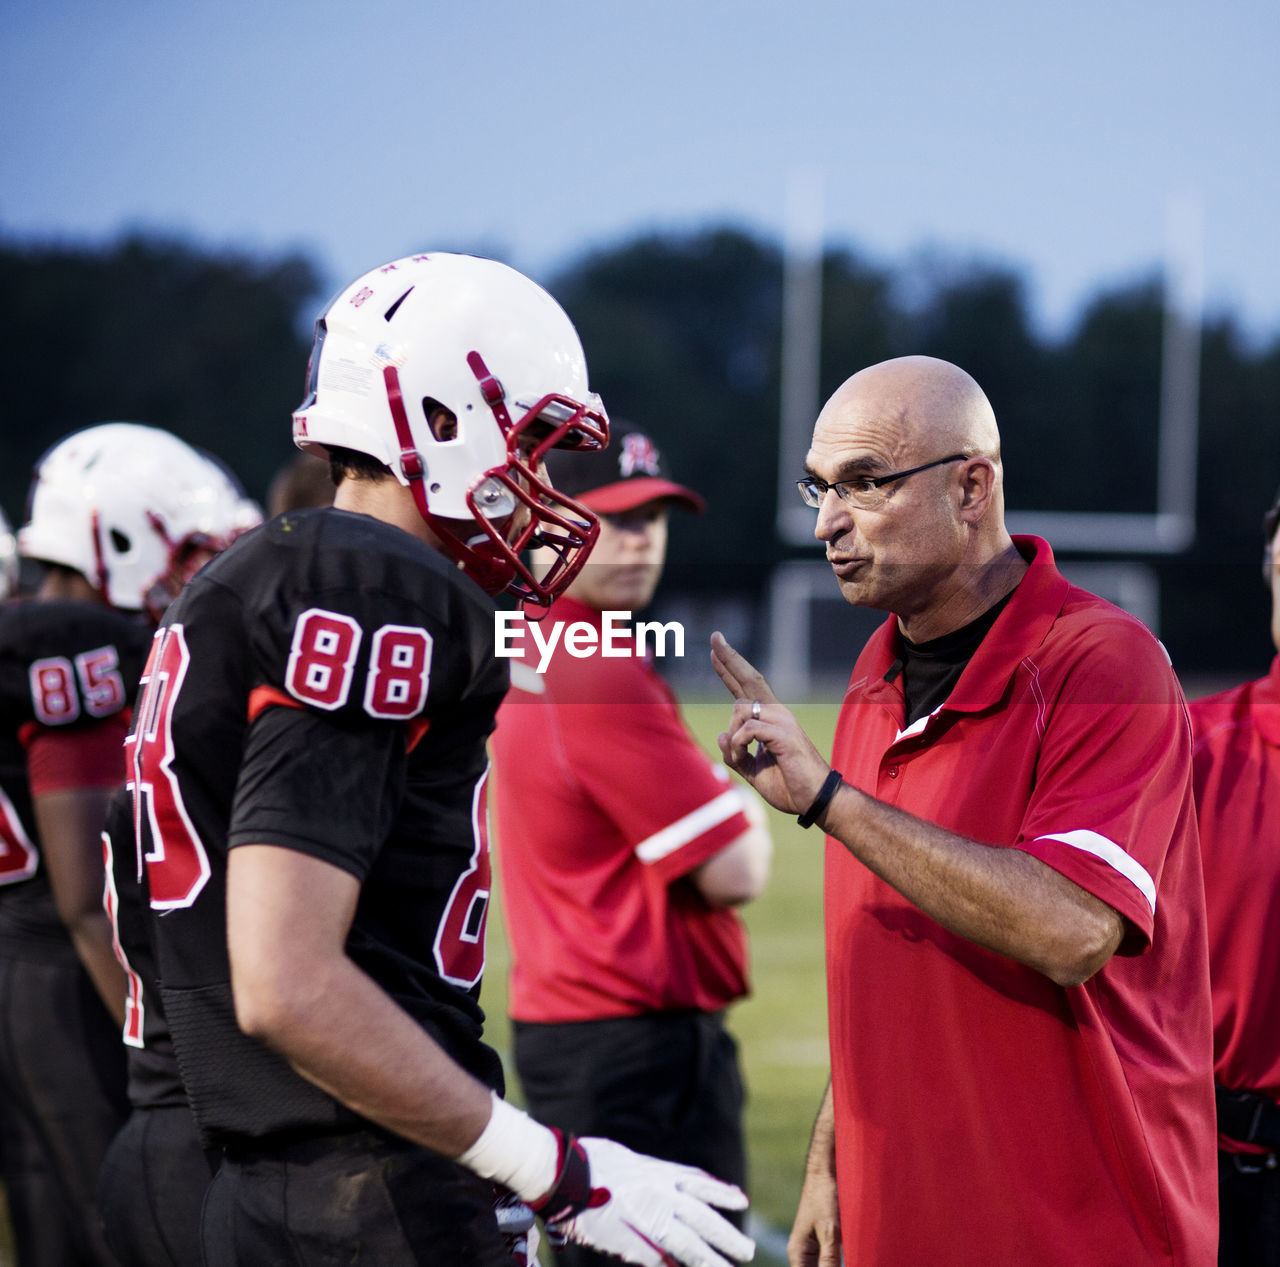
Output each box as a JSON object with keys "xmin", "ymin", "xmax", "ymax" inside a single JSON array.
[
  {"xmin": 944, "ymin": 536, "xmax": 1068, "ymax": 714},
  {"xmin": 859, "ymin": 536, "xmax": 1069, "ymax": 720}
]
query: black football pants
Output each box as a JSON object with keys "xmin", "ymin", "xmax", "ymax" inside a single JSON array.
[
  {"xmin": 201, "ymin": 1128, "xmax": 514, "ymax": 1265},
  {"xmin": 1220, "ymin": 1150, "xmax": 1280, "ymax": 1266},
  {"xmin": 97, "ymin": 1103, "xmax": 216, "ymax": 1267},
  {"xmin": 0, "ymin": 951, "xmax": 127, "ymax": 1266},
  {"xmin": 514, "ymin": 1009, "xmax": 746, "ymax": 1267}
]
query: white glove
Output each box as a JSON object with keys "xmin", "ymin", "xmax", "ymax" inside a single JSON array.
[
  {"xmin": 458, "ymin": 1093, "xmax": 754, "ymax": 1267},
  {"xmin": 538, "ymin": 1134, "xmax": 755, "ymax": 1267}
]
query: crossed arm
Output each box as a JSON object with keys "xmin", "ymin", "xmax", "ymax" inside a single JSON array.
[{"xmin": 690, "ymin": 787, "xmax": 773, "ymax": 907}]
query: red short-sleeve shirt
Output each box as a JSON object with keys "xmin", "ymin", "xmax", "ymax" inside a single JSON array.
[
  {"xmin": 826, "ymin": 537, "xmax": 1216, "ymax": 1265},
  {"xmin": 1190, "ymin": 657, "xmax": 1280, "ymax": 1149},
  {"xmin": 491, "ymin": 598, "xmax": 751, "ymax": 1022}
]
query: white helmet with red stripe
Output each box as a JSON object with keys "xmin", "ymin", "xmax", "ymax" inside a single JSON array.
[
  {"xmin": 291, "ymin": 252, "xmax": 609, "ymax": 607},
  {"xmin": 19, "ymin": 422, "xmax": 261, "ymax": 620}
]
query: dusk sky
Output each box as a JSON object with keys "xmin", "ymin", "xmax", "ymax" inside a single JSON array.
[{"xmin": 4, "ymin": 0, "xmax": 1278, "ymax": 341}]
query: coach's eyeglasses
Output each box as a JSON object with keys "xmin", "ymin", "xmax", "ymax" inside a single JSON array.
[{"xmin": 797, "ymin": 454, "xmax": 969, "ymax": 511}]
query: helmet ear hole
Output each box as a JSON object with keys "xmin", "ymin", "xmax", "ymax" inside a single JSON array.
[
  {"xmin": 423, "ymin": 398, "xmax": 458, "ymax": 443},
  {"xmin": 110, "ymin": 528, "xmax": 131, "ymax": 554}
]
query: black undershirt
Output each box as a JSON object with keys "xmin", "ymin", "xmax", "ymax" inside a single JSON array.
[{"xmin": 888, "ymin": 590, "xmax": 1016, "ymax": 727}]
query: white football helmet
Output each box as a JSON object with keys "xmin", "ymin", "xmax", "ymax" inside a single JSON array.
[
  {"xmin": 19, "ymin": 422, "xmax": 262, "ymax": 621},
  {"xmin": 0, "ymin": 506, "xmax": 17, "ymax": 601},
  {"xmin": 292, "ymin": 252, "xmax": 609, "ymax": 607}
]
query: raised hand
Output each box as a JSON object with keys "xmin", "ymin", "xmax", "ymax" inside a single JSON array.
[{"xmin": 710, "ymin": 633, "xmax": 831, "ymax": 818}]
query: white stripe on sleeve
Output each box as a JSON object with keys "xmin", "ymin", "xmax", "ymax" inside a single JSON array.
[
  {"xmin": 634, "ymin": 789, "xmax": 745, "ymax": 864},
  {"xmin": 1035, "ymin": 829, "xmax": 1157, "ymax": 915},
  {"xmin": 509, "ymin": 662, "xmax": 545, "ymax": 694}
]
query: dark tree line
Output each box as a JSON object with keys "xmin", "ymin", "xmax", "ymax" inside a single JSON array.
[
  {"xmin": 1, "ymin": 228, "xmax": 1278, "ymax": 673},
  {"xmin": 554, "ymin": 230, "xmax": 1280, "ymax": 675},
  {"xmin": 0, "ymin": 235, "xmax": 320, "ymax": 519}
]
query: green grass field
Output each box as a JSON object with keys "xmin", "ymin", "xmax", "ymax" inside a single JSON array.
[{"xmin": 483, "ymin": 694, "xmax": 839, "ymax": 1261}]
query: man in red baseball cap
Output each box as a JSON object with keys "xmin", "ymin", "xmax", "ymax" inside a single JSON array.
[
  {"xmin": 527, "ymin": 425, "xmax": 705, "ymax": 613},
  {"xmin": 490, "ymin": 425, "xmax": 773, "ymax": 1267}
]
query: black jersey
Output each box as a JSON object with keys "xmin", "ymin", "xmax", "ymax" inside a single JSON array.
[
  {"xmin": 125, "ymin": 508, "xmax": 508, "ymax": 1145},
  {"xmin": 102, "ymin": 781, "xmax": 190, "ymax": 1111},
  {"xmin": 0, "ymin": 598, "xmax": 149, "ymax": 955}
]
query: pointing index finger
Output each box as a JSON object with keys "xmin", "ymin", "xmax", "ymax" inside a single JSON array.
[{"xmin": 710, "ymin": 631, "xmax": 779, "ymax": 707}]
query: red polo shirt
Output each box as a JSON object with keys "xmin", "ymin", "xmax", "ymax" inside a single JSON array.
[
  {"xmin": 491, "ymin": 598, "xmax": 751, "ymax": 1022},
  {"xmin": 1190, "ymin": 656, "xmax": 1280, "ymax": 1149},
  {"xmin": 826, "ymin": 536, "xmax": 1215, "ymax": 1265}
]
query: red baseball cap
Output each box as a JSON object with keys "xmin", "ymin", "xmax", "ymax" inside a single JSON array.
[{"xmin": 544, "ymin": 425, "xmax": 706, "ymax": 515}]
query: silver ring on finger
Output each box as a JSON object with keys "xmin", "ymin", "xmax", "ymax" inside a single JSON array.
[{"xmin": 751, "ymin": 700, "xmax": 762, "ymax": 721}]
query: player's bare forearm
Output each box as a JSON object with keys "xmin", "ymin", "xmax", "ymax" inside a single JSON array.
[
  {"xmin": 817, "ymin": 783, "xmax": 1124, "ymax": 985},
  {"xmin": 34, "ymin": 785, "xmax": 129, "ymax": 1025},
  {"xmin": 69, "ymin": 914, "xmax": 129, "ymax": 1027},
  {"xmin": 227, "ymin": 844, "xmax": 494, "ymax": 1158},
  {"xmin": 712, "ymin": 633, "xmax": 1124, "ymax": 986}
]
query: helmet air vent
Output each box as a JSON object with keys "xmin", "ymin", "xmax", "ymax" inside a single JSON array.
[{"xmin": 383, "ymin": 287, "xmax": 414, "ymax": 322}]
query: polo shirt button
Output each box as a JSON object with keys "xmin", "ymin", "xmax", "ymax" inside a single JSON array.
[{"xmin": 886, "ymin": 766, "xmax": 899, "ymax": 779}]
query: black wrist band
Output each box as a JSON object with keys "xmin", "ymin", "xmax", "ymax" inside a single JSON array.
[{"xmin": 797, "ymin": 768, "xmax": 843, "ymax": 829}]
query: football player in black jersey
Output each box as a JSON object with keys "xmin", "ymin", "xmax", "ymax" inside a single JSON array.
[
  {"xmin": 100, "ymin": 782, "xmax": 219, "ymax": 1267},
  {"xmin": 124, "ymin": 252, "xmax": 756, "ymax": 1267},
  {"xmin": 0, "ymin": 423, "xmax": 257, "ymax": 1266}
]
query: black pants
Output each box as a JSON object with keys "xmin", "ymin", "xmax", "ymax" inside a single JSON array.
[
  {"xmin": 0, "ymin": 952, "xmax": 127, "ymax": 1266},
  {"xmin": 202, "ymin": 1129, "xmax": 513, "ymax": 1266},
  {"xmin": 514, "ymin": 1010, "xmax": 746, "ymax": 1267},
  {"xmin": 97, "ymin": 1104, "xmax": 217, "ymax": 1267},
  {"xmin": 1220, "ymin": 1150, "xmax": 1280, "ymax": 1266}
]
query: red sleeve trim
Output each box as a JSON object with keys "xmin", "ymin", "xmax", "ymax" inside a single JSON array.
[
  {"xmin": 247, "ymin": 684, "xmax": 305, "ymax": 723},
  {"xmin": 248, "ymin": 684, "xmax": 431, "ymax": 752},
  {"xmin": 27, "ymin": 716, "xmax": 131, "ymax": 795}
]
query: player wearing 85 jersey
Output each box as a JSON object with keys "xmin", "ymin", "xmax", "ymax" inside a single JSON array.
[
  {"xmin": 0, "ymin": 423, "xmax": 255, "ymax": 1267},
  {"xmin": 124, "ymin": 253, "xmax": 754, "ymax": 1267}
]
